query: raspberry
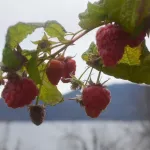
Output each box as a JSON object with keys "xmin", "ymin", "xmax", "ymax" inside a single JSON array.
[
  {"xmin": 61, "ymin": 57, "xmax": 76, "ymax": 83},
  {"xmin": 96, "ymin": 24, "xmax": 145, "ymax": 66},
  {"xmin": 1, "ymin": 77, "xmax": 38, "ymax": 108},
  {"xmin": 82, "ymin": 84, "xmax": 111, "ymax": 118},
  {"xmin": 28, "ymin": 105, "xmax": 45, "ymax": 126},
  {"xmin": 46, "ymin": 59, "xmax": 64, "ymax": 85},
  {"xmin": 85, "ymin": 106, "xmax": 101, "ymax": 118},
  {"xmin": 128, "ymin": 31, "xmax": 146, "ymax": 48}
]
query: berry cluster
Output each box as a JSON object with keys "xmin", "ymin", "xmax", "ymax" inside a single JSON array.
[
  {"xmin": 1, "ymin": 15, "xmax": 147, "ymax": 126},
  {"xmin": 96, "ymin": 24, "xmax": 146, "ymax": 66},
  {"xmin": 46, "ymin": 56, "xmax": 76, "ymax": 85}
]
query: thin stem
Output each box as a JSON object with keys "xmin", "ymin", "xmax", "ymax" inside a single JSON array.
[
  {"xmin": 71, "ymin": 29, "xmax": 85, "ymax": 41},
  {"xmin": 50, "ymin": 43, "xmax": 64, "ymax": 50},
  {"xmin": 37, "ymin": 30, "xmax": 90, "ymax": 66},
  {"xmin": 78, "ymin": 66, "xmax": 90, "ymax": 80},
  {"xmin": 62, "ymin": 48, "xmax": 67, "ymax": 56},
  {"xmin": 102, "ymin": 78, "xmax": 110, "ymax": 85},
  {"xmin": 71, "ymin": 30, "xmax": 90, "ymax": 43},
  {"xmin": 17, "ymin": 44, "xmax": 22, "ymax": 52},
  {"xmin": 85, "ymin": 67, "xmax": 93, "ymax": 86},
  {"xmin": 96, "ymin": 71, "xmax": 101, "ymax": 84},
  {"xmin": 52, "ymin": 30, "xmax": 90, "ymax": 58},
  {"xmin": 50, "ymin": 44, "xmax": 69, "ymax": 58}
]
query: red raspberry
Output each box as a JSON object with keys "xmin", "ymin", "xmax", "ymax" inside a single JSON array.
[
  {"xmin": 85, "ymin": 106, "xmax": 102, "ymax": 118},
  {"xmin": 128, "ymin": 31, "xmax": 146, "ymax": 48},
  {"xmin": 1, "ymin": 78, "xmax": 38, "ymax": 108},
  {"xmin": 61, "ymin": 57, "xmax": 76, "ymax": 83},
  {"xmin": 96, "ymin": 24, "xmax": 145, "ymax": 66},
  {"xmin": 46, "ymin": 59, "xmax": 64, "ymax": 85},
  {"xmin": 82, "ymin": 84, "xmax": 111, "ymax": 118}
]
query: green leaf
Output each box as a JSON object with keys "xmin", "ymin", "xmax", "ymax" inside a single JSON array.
[
  {"xmin": 5, "ymin": 22, "xmax": 38, "ymax": 49},
  {"xmin": 82, "ymin": 42, "xmax": 99, "ymax": 61},
  {"xmin": 79, "ymin": 0, "xmax": 150, "ymax": 33},
  {"xmin": 26, "ymin": 52, "xmax": 41, "ymax": 84},
  {"xmin": 107, "ymin": 0, "xmax": 150, "ymax": 33},
  {"xmin": 39, "ymin": 72, "xmax": 63, "ymax": 106},
  {"xmin": 103, "ymin": 0, "xmax": 125, "ymax": 23},
  {"xmin": 2, "ymin": 47, "xmax": 27, "ymax": 71},
  {"xmin": 44, "ymin": 21, "xmax": 67, "ymax": 42},
  {"xmin": 120, "ymin": 0, "xmax": 139, "ymax": 33},
  {"xmin": 118, "ymin": 45, "xmax": 142, "ymax": 65},
  {"xmin": 2, "ymin": 20, "xmax": 67, "ymax": 71},
  {"xmin": 22, "ymin": 49, "xmax": 36, "ymax": 56},
  {"xmin": 79, "ymin": 2, "xmax": 107, "ymax": 29}
]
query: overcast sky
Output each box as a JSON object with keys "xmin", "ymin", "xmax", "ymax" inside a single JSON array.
[{"xmin": 0, "ymin": 0, "xmax": 150, "ymax": 94}]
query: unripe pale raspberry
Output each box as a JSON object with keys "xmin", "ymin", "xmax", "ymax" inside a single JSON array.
[
  {"xmin": 82, "ymin": 84, "xmax": 111, "ymax": 111},
  {"xmin": 1, "ymin": 78, "xmax": 38, "ymax": 108},
  {"xmin": 96, "ymin": 24, "xmax": 145, "ymax": 66}
]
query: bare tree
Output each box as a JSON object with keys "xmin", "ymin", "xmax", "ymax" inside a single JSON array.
[
  {"xmin": 57, "ymin": 132, "xmax": 88, "ymax": 150},
  {"xmin": 90, "ymin": 127, "xmax": 128, "ymax": 150},
  {"xmin": 0, "ymin": 121, "xmax": 10, "ymax": 150},
  {"xmin": 91, "ymin": 128, "xmax": 98, "ymax": 150},
  {"xmin": 14, "ymin": 138, "xmax": 21, "ymax": 150},
  {"xmin": 132, "ymin": 86, "xmax": 150, "ymax": 149}
]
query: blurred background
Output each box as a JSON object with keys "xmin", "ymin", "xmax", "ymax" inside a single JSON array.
[{"xmin": 0, "ymin": 0, "xmax": 150, "ymax": 150}]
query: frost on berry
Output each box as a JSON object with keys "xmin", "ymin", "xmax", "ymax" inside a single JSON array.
[
  {"xmin": 29, "ymin": 105, "xmax": 45, "ymax": 126},
  {"xmin": 46, "ymin": 59, "xmax": 65, "ymax": 85},
  {"xmin": 61, "ymin": 57, "xmax": 76, "ymax": 83},
  {"xmin": 1, "ymin": 77, "xmax": 39, "ymax": 108},
  {"xmin": 96, "ymin": 24, "xmax": 145, "ymax": 67},
  {"xmin": 82, "ymin": 84, "xmax": 111, "ymax": 118}
]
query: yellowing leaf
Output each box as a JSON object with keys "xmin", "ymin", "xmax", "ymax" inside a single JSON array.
[{"xmin": 119, "ymin": 45, "xmax": 142, "ymax": 66}]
